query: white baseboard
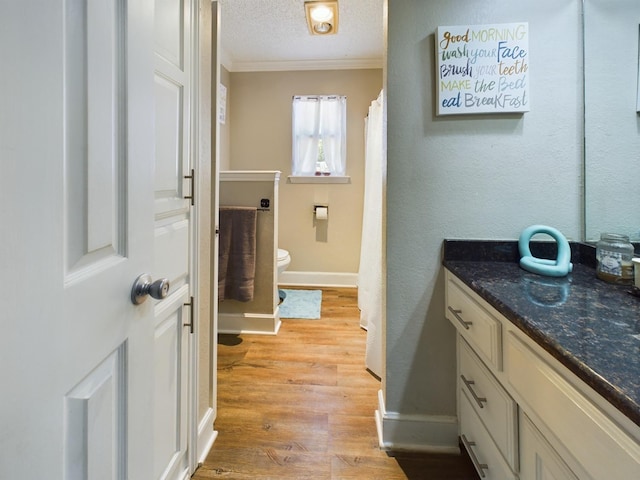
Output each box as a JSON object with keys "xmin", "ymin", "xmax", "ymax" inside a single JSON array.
[
  {"xmin": 279, "ymin": 270, "xmax": 358, "ymax": 287},
  {"xmin": 218, "ymin": 310, "xmax": 282, "ymax": 335},
  {"xmin": 375, "ymin": 390, "xmax": 460, "ymax": 453},
  {"xmin": 196, "ymin": 407, "xmax": 218, "ymax": 465}
]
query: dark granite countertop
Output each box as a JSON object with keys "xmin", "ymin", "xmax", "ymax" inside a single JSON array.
[{"xmin": 442, "ymin": 240, "xmax": 640, "ymax": 428}]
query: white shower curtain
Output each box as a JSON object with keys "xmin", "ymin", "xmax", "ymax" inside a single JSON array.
[{"xmin": 358, "ymin": 90, "xmax": 384, "ymax": 378}]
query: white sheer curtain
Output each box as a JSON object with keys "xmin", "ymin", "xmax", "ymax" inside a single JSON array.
[
  {"xmin": 292, "ymin": 95, "xmax": 346, "ymax": 175},
  {"xmin": 292, "ymin": 97, "xmax": 320, "ymax": 175},
  {"xmin": 319, "ymin": 96, "xmax": 346, "ymax": 175},
  {"xmin": 358, "ymin": 90, "xmax": 384, "ymax": 378}
]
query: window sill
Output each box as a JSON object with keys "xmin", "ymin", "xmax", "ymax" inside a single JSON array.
[{"xmin": 287, "ymin": 175, "xmax": 351, "ymax": 184}]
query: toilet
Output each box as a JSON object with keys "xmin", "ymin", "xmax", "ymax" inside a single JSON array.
[
  {"xmin": 277, "ymin": 249, "xmax": 291, "ymax": 303},
  {"xmin": 277, "ymin": 248, "xmax": 291, "ymax": 278}
]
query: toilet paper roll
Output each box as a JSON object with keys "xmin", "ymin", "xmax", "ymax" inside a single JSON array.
[{"xmin": 315, "ymin": 207, "xmax": 328, "ymax": 220}]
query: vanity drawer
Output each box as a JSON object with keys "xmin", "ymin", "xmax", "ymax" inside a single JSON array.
[
  {"xmin": 460, "ymin": 387, "xmax": 517, "ymax": 480},
  {"xmin": 459, "ymin": 337, "xmax": 518, "ymax": 470},
  {"xmin": 506, "ymin": 332, "xmax": 640, "ymax": 480},
  {"xmin": 446, "ymin": 274, "xmax": 502, "ymax": 371}
]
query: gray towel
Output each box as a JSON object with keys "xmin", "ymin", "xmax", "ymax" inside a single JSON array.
[{"xmin": 218, "ymin": 207, "xmax": 257, "ymax": 302}]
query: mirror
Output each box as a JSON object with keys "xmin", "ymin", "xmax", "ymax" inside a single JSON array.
[{"xmin": 584, "ymin": 0, "xmax": 640, "ymax": 249}]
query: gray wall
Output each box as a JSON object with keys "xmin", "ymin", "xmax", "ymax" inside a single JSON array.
[
  {"xmin": 386, "ymin": 0, "xmax": 583, "ymax": 422},
  {"xmin": 583, "ymin": 0, "xmax": 640, "ymax": 242}
]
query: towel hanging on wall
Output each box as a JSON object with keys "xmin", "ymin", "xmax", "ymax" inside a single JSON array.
[{"xmin": 218, "ymin": 207, "xmax": 258, "ymax": 302}]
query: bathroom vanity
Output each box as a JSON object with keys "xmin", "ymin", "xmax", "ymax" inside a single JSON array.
[{"xmin": 443, "ymin": 241, "xmax": 640, "ymax": 480}]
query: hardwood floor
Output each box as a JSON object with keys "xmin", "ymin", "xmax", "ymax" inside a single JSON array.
[{"xmin": 193, "ymin": 287, "xmax": 479, "ymax": 479}]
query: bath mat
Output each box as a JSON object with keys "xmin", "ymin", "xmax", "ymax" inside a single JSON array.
[{"xmin": 278, "ymin": 289, "xmax": 322, "ymax": 319}]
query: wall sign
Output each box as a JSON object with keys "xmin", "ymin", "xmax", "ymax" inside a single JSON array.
[
  {"xmin": 436, "ymin": 22, "xmax": 530, "ymax": 115},
  {"xmin": 219, "ymin": 83, "xmax": 227, "ymax": 124}
]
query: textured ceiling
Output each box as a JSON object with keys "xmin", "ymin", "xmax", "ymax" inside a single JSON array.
[{"xmin": 218, "ymin": 0, "xmax": 384, "ymax": 71}]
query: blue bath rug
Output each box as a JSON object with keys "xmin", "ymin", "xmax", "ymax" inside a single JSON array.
[{"xmin": 278, "ymin": 289, "xmax": 322, "ymax": 319}]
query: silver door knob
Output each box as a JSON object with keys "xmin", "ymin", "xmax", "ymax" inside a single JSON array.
[{"xmin": 131, "ymin": 273, "xmax": 170, "ymax": 305}]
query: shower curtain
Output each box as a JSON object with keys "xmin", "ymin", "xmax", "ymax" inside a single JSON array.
[{"xmin": 358, "ymin": 90, "xmax": 384, "ymax": 378}]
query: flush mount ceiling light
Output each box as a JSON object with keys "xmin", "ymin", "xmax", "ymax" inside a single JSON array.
[{"xmin": 305, "ymin": 1, "xmax": 339, "ymax": 35}]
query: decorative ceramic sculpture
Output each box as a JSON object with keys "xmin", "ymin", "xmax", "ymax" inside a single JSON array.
[{"xmin": 519, "ymin": 225, "xmax": 573, "ymax": 277}]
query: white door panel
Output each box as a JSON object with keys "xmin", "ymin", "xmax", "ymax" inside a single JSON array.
[
  {"xmin": 154, "ymin": 286, "xmax": 190, "ymax": 480},
  {"xmin": 155, "ymin": 218, "xmax": 190, "ymax": 289},
  {"xmin": 65, "ymin": 346, "xmax": 126, "ymax": 480},
  {"xmin": 64, "ymin": 0, "xmax": 126, "ymax": 281},
  {"xmin": 1, "ymin": 0, "xmax": 197, "ymax": 477},
  {"xmin": 153, "ymin": 0, "xmax": 194, "ymax": 478},
  {"xmin": 155, "ymin": 0, "xmax": 186, "ymax": 69},
  {"xmin": 155, "ymin": 74, "xmax": 186, "ymax": 194},
  {"xmin": 2, "ymin": 0, "xmax": 156, "ymax": 477}
]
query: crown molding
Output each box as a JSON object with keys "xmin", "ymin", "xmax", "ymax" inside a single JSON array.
[{"xmin": 223, "ymin": 57, "xmax": 383, "ymax": 73}]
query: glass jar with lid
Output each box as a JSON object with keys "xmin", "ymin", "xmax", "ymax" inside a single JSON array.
[{"xmin": 596, "ymin": 233, "xmax": 634, "ymax": 284}]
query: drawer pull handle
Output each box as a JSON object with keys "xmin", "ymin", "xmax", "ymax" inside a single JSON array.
[
  {"xmin": 448, "ymin": 306, "xmax": 472, "ymax": 330},
  {"xmin": 461, "ymin": 375, "xmax": 487, "ymax": 409},
  {"xmin": 461, "ymin": 434, "xmax": 488, "ymax": 478}
]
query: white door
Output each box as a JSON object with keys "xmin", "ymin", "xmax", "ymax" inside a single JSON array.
[
  {"xmin": 152, "ymin": 0, "xmax": 195, "ymax": 478},
  {"xmin": 0, "ymin": 0, "xmax": 194, "ymax": 478}
]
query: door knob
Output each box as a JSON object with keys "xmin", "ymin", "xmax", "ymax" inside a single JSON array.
[{"xmin": 131, "ymin": 273, "xmax": 170, "ymax": 305}]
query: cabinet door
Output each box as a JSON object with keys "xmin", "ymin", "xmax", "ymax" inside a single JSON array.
[
  {"xmin": 520, "ymin": 412, "xmax": 579, "ymax": 480},
  {"xmin": 507, "ymin": 331, "xmax": 640, "ymax": 479}
]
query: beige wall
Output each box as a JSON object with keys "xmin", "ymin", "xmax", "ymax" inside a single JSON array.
[
  {"xmin": 227, "ymin": 69, "xmax": 383, "ymax": 273},
  {"xmin": 218, "ymin": 179, "xmax": 277, "ymax": 315}
]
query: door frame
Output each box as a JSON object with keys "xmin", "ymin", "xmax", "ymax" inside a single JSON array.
[
  {"xmin": 190, "ymin": 0, "xmax": 219, "ymax": 470},
  {"xmin": 187, "ymin": 0, "xmax": 200, "ymax": 471}
]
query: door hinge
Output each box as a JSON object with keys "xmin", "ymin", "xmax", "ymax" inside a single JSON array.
[
  {"xmin": 183, "ymin": 296, "xmax": 194, "ymax": 334},
  {"xmin": 184, "ymin": 168, "xmax": 195, "ymax": 206}
]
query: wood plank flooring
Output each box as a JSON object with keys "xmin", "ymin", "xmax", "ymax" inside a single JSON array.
[{"xmin": 193, "ymin": 287, "xmax": 480, "ymax": 479}]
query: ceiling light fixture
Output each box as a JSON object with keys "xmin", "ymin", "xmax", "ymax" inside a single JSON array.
[{"xmin": 305, "ymin": 1, "xmax": 339, "ymax": 36}]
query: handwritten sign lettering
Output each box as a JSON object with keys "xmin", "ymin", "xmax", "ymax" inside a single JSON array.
[{"xmin": 436, "ymin": 23, "xmax": 530, "ymax": 115}]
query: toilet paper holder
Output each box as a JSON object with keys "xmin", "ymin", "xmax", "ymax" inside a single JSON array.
[
  {"xmin": 314, "ymin": 205, "xmax": 328, "ymax": 221},
  {"xmin": 314, "ymin": 205, "xmax": 328, "ymax": 214}
]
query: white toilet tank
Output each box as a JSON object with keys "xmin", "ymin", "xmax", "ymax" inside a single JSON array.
[{"xmin": 277, "ymin": 248, "xmax": 291, "ymax": 275}]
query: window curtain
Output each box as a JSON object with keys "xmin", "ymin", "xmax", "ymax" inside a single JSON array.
[
  {"xmin": 292, "ymin": 97, "xmax": 320, "ymax": 175},
  {"xmin": 292, "ymin": 95, "xmax": 346, "ymax": 175},
  {"xmin": 319, "ymin": 96, "xmax": 346, "ymax": 175}
]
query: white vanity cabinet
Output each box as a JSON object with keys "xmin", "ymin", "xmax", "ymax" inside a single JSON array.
[
  {"xmin": 445, "ymin": 269, "xmax": 640, "ymax": 480},
  {"xmin": 519, "ymin": 412, "xmax": 578, "ymax": 480},
  {"xmin": 446, "ymin": 271, "xmax": 519, "ymax": 478}
]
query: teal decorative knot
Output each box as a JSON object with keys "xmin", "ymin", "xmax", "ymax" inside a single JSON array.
[{"xmin": 519, "ymin": 225, "xmax": 573, "ymax": 277}]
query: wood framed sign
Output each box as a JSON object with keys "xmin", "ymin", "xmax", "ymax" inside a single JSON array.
[{"xmin": 436, "ymin": 22, "xmax": 530, "ymax": 115}]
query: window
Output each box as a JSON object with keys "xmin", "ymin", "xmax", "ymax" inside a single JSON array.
[{"xmin": 291, "ymin": 95, "xmax": 347, "ymax": 180}]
